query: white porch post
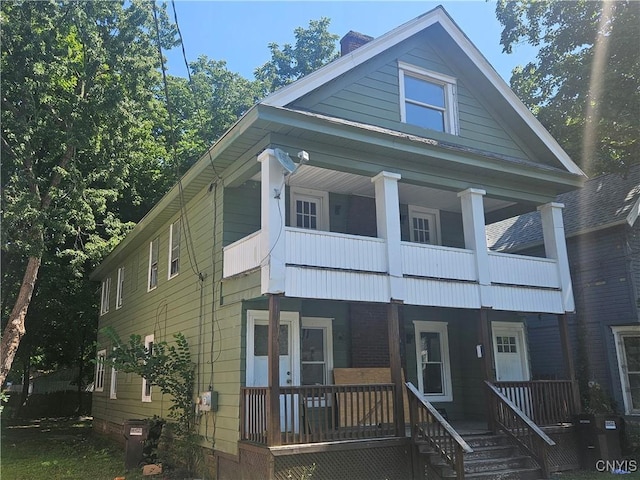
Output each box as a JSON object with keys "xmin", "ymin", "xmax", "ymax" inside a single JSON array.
[
  {"xmin": 372, "ymin": 171, "xmax": 404, "ymax": 301},
  {"xmin": 258, "ymin": 149, "xmax": 286, "ymax": 294},
  {"xmin": 538, "ymin": 202, "xmax": 574, "ymax": 312},
  {"xmin": 458, "ymin": 188, "xmax": 492, "ymax": 307}
]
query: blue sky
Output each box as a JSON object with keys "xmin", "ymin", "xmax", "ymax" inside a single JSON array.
[{"xmin": 164, "ymin": 1, "xmax": 538, "ymax": 83}]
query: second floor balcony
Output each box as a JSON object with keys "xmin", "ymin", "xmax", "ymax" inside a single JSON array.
[{"xmin": 223, "ymin": 149, "xmax": 574, "ymax": 314}]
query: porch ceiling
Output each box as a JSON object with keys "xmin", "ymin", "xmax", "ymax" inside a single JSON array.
[{"xmin": 252, "ymin": 164, "xmax": 515, "ymax": 214}]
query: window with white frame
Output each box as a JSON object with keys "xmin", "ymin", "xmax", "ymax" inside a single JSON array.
[
  {"xmin": 612, "ymin": 326, "xmax": 640, "ymax": 414},
  {"xmin": 413, "ymin": 321, "xmax": 453, "ymax": 402},
  {"xmin": 168, "ymin": 218, "xmax": 181, "ymax": 279},
  {"xmin": 301, "ymin": 318, "xmax": 333, "ymax": 386},
  {"xmin": 142, "ymin": 334, "xmax": 154, "ymax": 402},
  {"xmin": 290, "ymin": 187, "xmax": 330, "ymax": 231},
  {"xmin": 100, "ymin": 278, "xmax": 111, "ymax": 315},
  {"xmin": 95, "ymin": 349, "xmax": 106, "ymax": 392},
  {"xmin": 408, "ymin": 205, "xmax": 441, "ymax": 245},
  {"xmin": 399, "ymin": 62, "xmax": 458, "ymax": 134},
  {"xmin": 148, "ymin": 237, "xmax": 159, "ymax": 291},
  {"xmin": 116, "ymin": 266, "xmax": 125, "ymax": 309},
  {"xmin": 110, "ymin": 364, "xmax": 118, "ymax": 399}
]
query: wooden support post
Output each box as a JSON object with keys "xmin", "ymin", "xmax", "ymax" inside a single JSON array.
[
  {"xmin": 558, "ymin": 314, "xmax": 581, "ymax": 414},
  {"xmin": 388, "ymin": 301, "xmax": 405, "ymax": 436},
  {"xmin": 479, "ymin": 309, "xmax": 495, "ymax": 382},
  {"xmin": 267, "ymin": 293, "xmax": 282, "ymax": 446},
  {"xmin": 479, "ymin": 308, "xmax": 496, "ymax": 431}
]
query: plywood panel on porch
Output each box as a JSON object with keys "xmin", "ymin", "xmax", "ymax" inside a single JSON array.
[{"xmin": 333, "ymin": 368, "xmax": 410, "ymax": 427}]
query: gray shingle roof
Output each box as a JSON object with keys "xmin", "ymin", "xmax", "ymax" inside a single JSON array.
[{"xmin": 486, "ymin": 164, "xmax": 640, "ymax": 252}]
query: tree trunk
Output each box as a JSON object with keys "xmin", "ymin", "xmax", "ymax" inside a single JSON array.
[{"xmin": 0, "ymin": 256, "xmax": 41, "ymax": 386}]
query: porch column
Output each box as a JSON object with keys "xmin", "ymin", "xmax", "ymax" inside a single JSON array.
[
  {"xmin": 372, "ymin": 171, "xmax": 405, "ymax": 301},
  {"xmin": 538, "ymin": 202, "xmax": 574, "ymax": 312},
  {"xmin": 458, "ymin": 188, "xmax": 492, "ymax": 307},
  {"xmin": 388, "ymin": 301, "xmax": 405, "ymax": 436},
  {"xmin": 267, "ymin": 293, "xmax": 282, "ymax": 446},
  {"xmin": 479, "ymin": 309, "xmax": 497, "ymax": 431},
  {"xmin": 258, "ymin": 149, "xmax": 287, "ymax": 295},
  {"xmin": 558, "ymin": 314, "xmax": 581, "ymax": 413}
]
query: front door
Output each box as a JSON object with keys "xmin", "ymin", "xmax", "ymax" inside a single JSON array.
[
  {"xmin": 492, "ymin": 321, "xmax": 532, "ymax": 415},
  {"xmin": 246, "ymin": 310, "xmax": 300, "ymax": 432}
]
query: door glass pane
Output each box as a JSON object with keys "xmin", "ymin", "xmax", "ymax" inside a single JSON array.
[
  {"xmin": 254, "ymin": 324, "xmax": 288, "ymax": 356},
  {"xmin": 497, "ymin": 336, "xmax": 517, "ymax": 353}
]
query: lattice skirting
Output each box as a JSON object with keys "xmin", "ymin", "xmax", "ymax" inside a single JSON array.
[
  {"xmin": 228, "ymin": 439, "xmax": 412, "ymax": 480},
  {"xmin": 545, "ymin": 425, "xmax": 580, "ymax": 472}
]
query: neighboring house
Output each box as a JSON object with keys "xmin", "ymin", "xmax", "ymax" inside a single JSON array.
[
  {"xmin": 91, "ymin": 7, "xmax": 587, "ymax": 480},
  {"xmin": 487, "ymin": 166, "xmax": 640, "ymax": 421}
]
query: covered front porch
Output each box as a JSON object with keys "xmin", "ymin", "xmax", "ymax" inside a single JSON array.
[{"xmin": 230, "ymin": 294, "xmax": 581, "ymax": 480}]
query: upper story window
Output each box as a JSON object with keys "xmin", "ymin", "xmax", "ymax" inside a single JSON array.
[
  {"xmin": 408, "ymin": 205, "xmax": 441, "ymax": 245},
  {"xmin": 148, "ymin": 237, "xmax": 159, "ymax": 291},
  {"xmin": 95, "ymin": 349, "xmax": 106, "ymax": 392},
  {"xmin": 168, "ymin": 218, "xmax": 181, "ymax": 279},
  {"xmin": 116, "ymin": 266, "xmax": 125, "ymax": 309},
  {"xmin": 100, "ymin": 278, "xmax": 111, "ymax": 316},
  {"xmin": 290, "ymin": 187, "xmax": 329, "ymax": 231},
  {"xmin": 399, "ymin": 62, "xmax": 458, "ymax": 134}
]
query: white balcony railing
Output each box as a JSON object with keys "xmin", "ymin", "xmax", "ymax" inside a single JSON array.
[
  {"xmin": 285, "ymin": 227, "xmax": 386, "ymax": 272},
  {"xmin": 222, "ymin": 230, "xmax": 262, "ymax": 278},
  {"xmin": 222, "ymin": 227, "xmax": 566, "ymax": 313},
  {"xmin": 489, "ymin": 251, "xmax": 560, "ymax": 289}
]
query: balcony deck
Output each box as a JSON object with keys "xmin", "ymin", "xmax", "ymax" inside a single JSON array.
[{"xmin": 223, "ymin": 227, "xmax": 565, "ymax": 313}]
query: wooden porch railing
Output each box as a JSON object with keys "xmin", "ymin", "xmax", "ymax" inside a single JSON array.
[
  {"xmin": 406, "ymin": 382, "xmax": 472, "ymax": 480},
  {"xmin": 493, "ymin": 380, "xmax": 579, "ymax": 426},
  {"xmin": 240, "ymin": 384, "xmax": 397, "ymax": 446},
  {"xmin": 485, "ymin": 381, "xmax": 556, "ymax": 478}
]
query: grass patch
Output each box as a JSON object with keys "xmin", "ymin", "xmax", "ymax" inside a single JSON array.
[{"xmin": 1, "ymin": 417, "xmax": 146, "ymax": 480}]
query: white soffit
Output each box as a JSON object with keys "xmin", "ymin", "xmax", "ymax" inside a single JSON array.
[{"xmin": 251, "ymin": 164, "xmax": 512, "ymax": 213}]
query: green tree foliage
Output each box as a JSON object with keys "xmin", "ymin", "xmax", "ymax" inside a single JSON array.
[
  {"xmin": 255, "ymin": 17, "xmax": 339, "ymax": 94},
  {"xmin": 106, "ymin": 330, "xmax": 199, "ymax": 473},
  {"xmin": 496, "ymin": 0, "xmax": 639, "ymax": 175},
  {"xmin": 0, "ymin": 0, "xmax": 177, "ymax": 386},
  {"xmin": 167, "ymin": 56, "xmax": 263, "ymax": 171}
]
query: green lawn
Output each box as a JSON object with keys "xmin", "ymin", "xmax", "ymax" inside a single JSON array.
[
  {"xmin": 2, "ymin": 417, "xmax": 640, "ymax": 480},
  {"xmin": 1, "ymin": 417, "xmax": 146, "ymax": 480}
]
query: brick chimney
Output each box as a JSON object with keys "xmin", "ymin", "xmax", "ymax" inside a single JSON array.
[{"xmin": 340, "ymin": 30, "xmax": 374, "ymax": 56}]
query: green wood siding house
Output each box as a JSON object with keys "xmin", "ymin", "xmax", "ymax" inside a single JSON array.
[{"xmin": 92, "ymin": 7, "xmax": 586, "ymax": 479}]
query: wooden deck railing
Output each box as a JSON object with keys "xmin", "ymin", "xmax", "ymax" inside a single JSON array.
[
  {"xmin": 406, "ymin": 382, "xmax": 472, "ymax": 480},
  {"xmin": 240, "ymin": 384, "xmax": 397, "ymax": 446},
  {"xmin": 485, "ymin": 381, "xmax": 556, "ymax": 478},
  {"xmin": 494, "ymin": 380, "xmax": 579, "ymax": 425}
]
